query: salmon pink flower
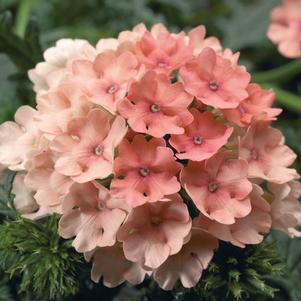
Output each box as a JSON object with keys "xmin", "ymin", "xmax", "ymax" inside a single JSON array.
[
  {"xmin": 223, "ymin": 84, "xmax": 282, "ymax": 127},
  {"xmin": 198, "ymin": 185, "xmax": 271, "ymax": 247},
  {"xmin": 267, "ymin": 0, "xmax": 301, "ymax": 58},
  {"xmin": 70, "ymin": 50, "xmax": 139, "ymax": 114},
  {"xmin": 85, "ymin": 245, "xmax": 147, "ymax": 287},
  {"xmin": 28, "ymin": 39, "xmax": 96, "ymax": 93},
  {"xmin": 187, "ymin": 25, "xmax": 222, "ymax": 56},
  {"xmin": 169, "ymin": 108, "xmax": 233, "ymax": 161},
  {"xmin": 117, "ymin": 195, "xmax": 192, "ymax": 269},
  {"xmin": 239, "ymin": 122, "xmax": 298, "ymax": 184},
  {"xmin": 153, "ymin": 228, "xmax": 218, "ymax": 290},
  {"xmin": 59, "ymin": 182, "xmax": 128, "ymax": 252},
  {"xmin": 180, "ymin": 47, "xmax": 250, "ymax": 109},
  {"xmin": 51, "ymin": 109, "xmax": 127, "ymax": 183},
  {"xmin": 111, "ymin": 135, "xmax": 182, "ymax": 207},
  {"xmin": 269, "ymin": 180, "xmax": 301, "ymax": 237},
  {"xmin": 118, "ymin": 71, "xmax": 193, "ymax": 138},
  {"xmin": 181, "ymin": 152, "xmax": 252, "ymax": 224},
  {"xmin": 134, "ymin": 28, "xmax": 192, "ymax": 74}
]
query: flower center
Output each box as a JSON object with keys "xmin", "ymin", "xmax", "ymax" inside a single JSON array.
[
  {"xmin": 139, "ymin": 167, "xmax": 150, "ymax": 177},
  {"xmin": 208, "ymin": 182, "xmax": 218, "ymax": 193},
  {"xmin": 150, "ymin": 104, "xmax": 160, "ymax": 113},
  {"xmin": 193, "ymin": 136, "xmax": 203, "ymax": 145},
  {"xmin": 151, "ymin": 216, "xmax": 162, "ymax": 226},
  {"xmin": 251, "ymin": 149, "xmax": 258, "ymax": 160},
  {"xmin": 157, "ymin": 60, "xmax": 168, "ymax": 68},
  {"xmin": 97, "ymin": 202, "xmax": 105, "ymax": 210},
  {"xmin": 238, "ymin": 105, "xmax": 246, "ymax": 114},
  {"xmin": 209, "ymin": 80, "xmax": 219, "ymax": 91},
  {"xmin": 94, "ymin": 145, "xmax": 103, "ymax": 156},
  {"xmin": 107, "ymin": 85, "xmax": 118, "ymax": 94}
]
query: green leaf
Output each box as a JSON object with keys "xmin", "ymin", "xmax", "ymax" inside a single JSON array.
[
  {"xmin": 0, "ymin": 170, "xmax": 16, "ymax": 219},
  {"xmin": 0, "ymin": 10, "xmax": 42, "ymax": 72}
]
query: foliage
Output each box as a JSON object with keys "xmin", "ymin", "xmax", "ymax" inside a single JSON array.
[{"xmin": 0, "ymin": 216, "xmax": 85, "ymax": 300}]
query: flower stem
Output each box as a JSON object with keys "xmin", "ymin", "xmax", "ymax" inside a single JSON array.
[
  {"xmin": 253, "ymin": 59, "xmax": 301, "ymax": 83},
  {"xmin": 15, "ymin": 0, "xmax": 35, "ymax": 37}
]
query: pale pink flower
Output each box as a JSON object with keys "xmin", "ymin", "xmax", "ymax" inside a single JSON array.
[
  {"xmin": 198, "ymin": 185, "xmax": 271, "ymax": 248},
  {"xmin": 85, "ymin": 245, "xmax": 147, "ymax": 287},
  {"xmin": 51, "ymin": 109, "xmax": 127, "ymax": 183},
  {"xmin": 153, "ymin": 228, "xmax": 218, "ymax": 290},
  {"xmin": 169, "ymin": 108, "xmax": 233, "ymax": 161},
  {"xmin": 239, "ymin": 122, "xmax": 298, "ymax": 184},
  {"xmin": 29, "ymin": 39, "xmax": 96, "ymax": 93},
  {"xmin": 111, "ymin": 135, "xmax": 182, "ymax": 207},
  {"xmin": 0, "ymin": 106, "xmax": 45, "ymax": 171},
  {"xmin": 70, "ymin": 50, "xmax": 139, "ymax": 113},
  {"xmin": 12, "ymin": 173, "xmax": 38, "ymax": 214},
  {"xmin": 24, "ymin": 150, "xmax": 73, "ymax": 214},
  {"xmin": 267, "ymin": 0, "xmax": 301, "ymax": 58},
  {"xmin": 187, "ymin": 25, "xmax": 222, "ymax": 56},
  {"xmin": 134, "ymin": 29, "xmax": 193, "ymax": 74},
  {"xmin": 118, "ymin": 71, "xmax": 193, "ymax": 138},
  {"xmin": 117, "ymin": 195, "xmax": 192, "ymax": 269},
  {"xmin": 181, "ymin": 152, "xmax": 252, "ymax": 224},
  {"xmin": 223, "ymin": 84, "xmax": 282, "ymax": 127},
  {"xmin": 180, "ymin": 48, "xmax": 250, "ymax": 109},
  {"xmin": 59, "ymin": 182, "xmax": 128, "ymax": 252},
  {"xmin": 36, "ymin": 84, "xmax": 92, "ymax": 140},
  {"xmin": 269, "ymin": 180, "xmax": 301, "ymax": 237}
]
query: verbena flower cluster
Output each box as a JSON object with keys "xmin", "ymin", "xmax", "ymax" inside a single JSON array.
[{"xmin": 0, "ymin": 23, "xmax": 300, "ymax": 290}]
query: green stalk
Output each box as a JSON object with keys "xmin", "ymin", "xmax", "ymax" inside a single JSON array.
[
  {"xmin": 253, "ymin": 59, "xmax": 301, "ymax": 83},
  {"xmin": 15, "ymin": 0, "xmax": 35, "ymax": 37}
]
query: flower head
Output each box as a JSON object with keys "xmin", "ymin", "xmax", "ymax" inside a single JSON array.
[
  {"xmin": 239, "ymin": 122, "xmax": 298, "ymax": 184},
  {"xmin": 170, "ymin": 108, "xmax": 233, "ymax": 161},
  {"xmin": 117, "ymin": 195, "xmax": 192, "ymax": 269},
  {"xmin": 111, "ymin": 135, "xmax": 182, "ymax": 207},
  {"xmin": 180, "ymin": 48, "xmax": 250, "ymax": 109},
  {"xmin": 181, "ymin": 152, "xmax": 252, "ymax": 224},
  {"xmin": 51, "ymin": 109, "xmax": 127, "ymax": 183},
  {"xmin": 59, "ymin": 182, "xmax": 128, "ymax": 252},
  {"xmin": 118, "ymin": 71, "xmax": 193, "ymax": 137}
]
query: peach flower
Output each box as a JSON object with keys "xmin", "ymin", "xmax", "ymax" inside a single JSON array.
[
  {"xmin": 70, "ymin": 50, "xmax": 139, "ymax": 113},
  {"xmin": 181, "ymin": 152, "xmax": 252, "ymax": 224},
  {"xmin": 169, "ymin": 108, "xmax": 233, "ymax": 161},
  {"xmin": 197, "ymin": 185, "xmax": 271, "ymax": 248},
  {"xmin": 36, "ymin": 84, "xmax": 92, "ymax": 140},
  {"xmin": 153, "ymin": 228, "xmax": 218, "ymax": 290},
  {"xmin": 239, "ymin": 122, "xmax": 298, "ymax": 184},
  {"xmin": 28, "ymin": 39, "xmax": 96, "ymax": 93},
  {"xmin": 134, "ymin": 28, "xmax": 192, "ymax": 74},
  {"xmin": 51, "ymin": 109, "xmax": 127, "ymax": 183},
  {"xmin": 24, "ymin": 150, "xmax": 73, "ymax": 214},
  {"xmin": 59, "ymin": 182, "xmax": 128, "ymax": 252},
  {"xmin": 85, "ymin": 245, "xmax": 147, "ymax": 287},
  {"xmin": 117, "ymin": 195, "xmax": 192, "ymax": 269},
  {"xmin": 267, "ymin": 0, "xmax": 301, "ymax": 58},
  {"xmin": 0, "ymin": 106, "xmax": 45, "ymax": 171},
  {"xmin": 187, "ymin": 25, "xmax": 222, "ymax": 56},
  {"xmin": 269, "ymin": 180, "xmax": 301, "ymax": 237},
  {"xmin": 180, "ymin": 48, "xmax": 250, "ymax": 109},
  {"xmin": 118, "ymin": 71, "xmax": 193, "ymax": 138},
  {"xmin": 223, "ymin": 84, "xmax": 282, "ymax": 127},
  {"xmin": 111, "ymin": 135, "xmax": 182, "ymax": 207}
]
